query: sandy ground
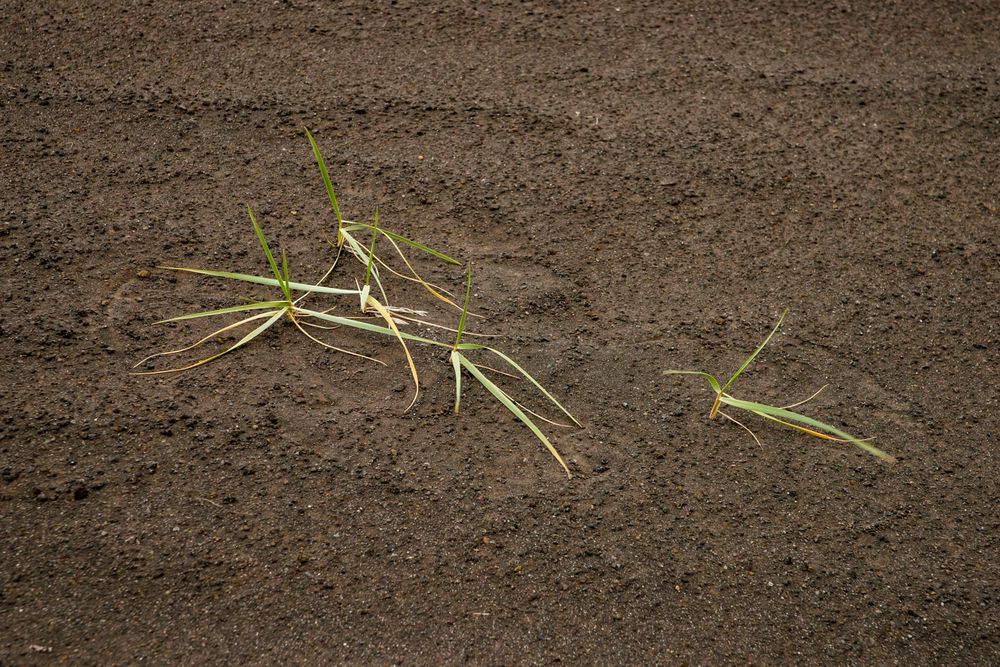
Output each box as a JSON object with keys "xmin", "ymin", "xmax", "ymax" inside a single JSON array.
[{"xmin": 2, "ymin": 1, "xmax": 998, "ymax": 664}]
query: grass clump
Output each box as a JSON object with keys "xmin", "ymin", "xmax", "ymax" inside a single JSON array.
[
  {"xmin": 131, "ymin": 206, "xmax": 375, "ymax": 375},
  {"xmin": 134, "ymin": 130, "xmax": 580, "ymax": 476},
  {"xmin": 664, "ymin": 310, "xmax": 896, "ymax": 463}
]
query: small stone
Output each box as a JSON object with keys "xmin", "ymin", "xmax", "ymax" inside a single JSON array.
[
  {"xmin": 137, "ymin": 269, "xmax": 151, "ymax": 279},
  {"xmin": 35, "ymin": 491, "xmax": 49, "ymax": 502}
]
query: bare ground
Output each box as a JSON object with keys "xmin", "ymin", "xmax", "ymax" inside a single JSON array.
[{"xmin": 2, "ymin": 1, "xmax": 998, "ymax": 664}]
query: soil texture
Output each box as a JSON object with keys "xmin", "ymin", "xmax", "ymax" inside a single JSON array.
[{"xmin": 2, "ymin": 1, "xmax": 999, "ymax": 664}]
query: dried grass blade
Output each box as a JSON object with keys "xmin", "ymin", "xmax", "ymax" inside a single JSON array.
[
  {"xmin": 342, "ymin": 231, "xmax": 390, "ymax": 305},
  {"xmin": 450, "ymin": 350, "xmax": 463, "ymax": 413},
  {"xmin": 779, "ymin": 384, "xmax": 828, "ymax": 410},
  {"xmin": 133, "ymin": 309, "xmax": 285, "ymax": 375},
  {"xmin": 135, "ymin": 311, "xmax": 279, "ymax": 366},
  {"xmin": 296, "ymin": 307, "xmax": 445, "ymax": 347},
  {"xmin": 474, "ymin": 346, "xmax": 581, "ymax": 426},
  {"xmin": 391, "ymin": 313, "xmax": 498, "ymax": 338},
  {"xmin": 156, "ymin": 301, "xmax": 290, "ymax": 324},
  {"xmin": 293, "ymin": 243, "xmax": 344, "ymax": 307},
  {"xmin": 290, "ymin": 317, "xmax": 386, "ymax": 365},
  {"xmin": 365, "ymin": 296, "xmax": 420, "ymax": 411},
  {"xmin": 719, "ymin": 410, "xmax": 764, "ymax": 449},
  {"xmin": 492, "ymin": 384, "xmax": 575, "ymax": 428},
  {"xmin": 377, "ymin": 233, "xmax": 463, "ymax": 309},
  {"xmin": 348, "ymin": 221, "xmax": 461, "ymax": 265}
]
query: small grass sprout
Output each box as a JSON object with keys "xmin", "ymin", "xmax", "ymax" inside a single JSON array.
[
  {"xmin": 132, "ymin": 206, "xmax": 380, "ymax": 376},
  {"xmin": 133, "ymin": 205, "xmax": 431, "ymax": 383},
  {"xmin": 664, "ymin": 310, "xmax": 896, "ymax": 463}
]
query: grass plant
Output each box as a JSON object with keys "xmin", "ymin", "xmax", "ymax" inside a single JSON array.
[
  {"xmin": 135, "ymin": 131, "xmax": 580, "ymax": 475},
  {"xmin": 664, "ymin": 310, "xmax": 896, "ymax": 462},
  {"xmin": 132, "ymin": 208, "xmax": 417, "ymax": 390}
]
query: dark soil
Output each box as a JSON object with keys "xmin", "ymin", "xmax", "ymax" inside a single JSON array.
[{"xmin": 2, "ymin": 1, "xmax": 998, "ymax": 664}]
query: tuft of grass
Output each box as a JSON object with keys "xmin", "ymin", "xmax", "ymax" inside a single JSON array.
[
  {"xmin": 132, "ymin": 206, "xmax": 424, "ymax": 393},
  {"xmin": 664, "ymin": 310, "xmax": 896, "ymax": 463},
  {"xmin": 136, "ymin": 132, "xmax": 581, "ymax": 477}
]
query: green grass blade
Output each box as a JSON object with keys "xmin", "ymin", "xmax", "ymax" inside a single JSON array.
[
  {"xmin": 454, "ymin": 262, "xmax": 473, "ymax": 348},
  {"xmin": 479, "ymin": 346, "xmax": 581, "ymax": 427},
  {"xmin": 720, "ymin": 309, "xmax": 788, "ymax": 395},
  {"xmin": 721, "ymin": 395, "xmax": 895, "ymax": 462},
  {"xmin": 750, "ymin": 409, "xmax": 854, "ymax": 442},
  {"xmin": 281, "ymin": 250, "xmax": 291, "ymax": 298},
  {"xmin": 455, "ymin": 352, "xmax": 571, "ymax": 478},
  {"xmin": 156, "ymin": 301, "xmax": 291, "ymax": 324},
  {"xmin": 295, "ymin": 307, "xmax": 447, "ymax": 347},
  {"xmin": 450, "ymin": 350, "xmax": 463, "ymax": 412},
  {"xmin": 342, "ymin": 230, "xmax": 371, "ymax": 266},
  {"xmin": 247, "ymin": 206, "xmax": 289, "ymax": 301},
  {"xmin": 663, "ymin": 369, "xmax": 722, "ymax": 393},
  {"xmin": 160, "ymin": 267, "xmax": 360, "ymax": 295},
  {"xmin": 346, "ymin": 222, "xmax": 461, "ymax": 265},
  {"xmin": 305, "ymin": 127, "xmax": 343, "ymax": 229}
]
